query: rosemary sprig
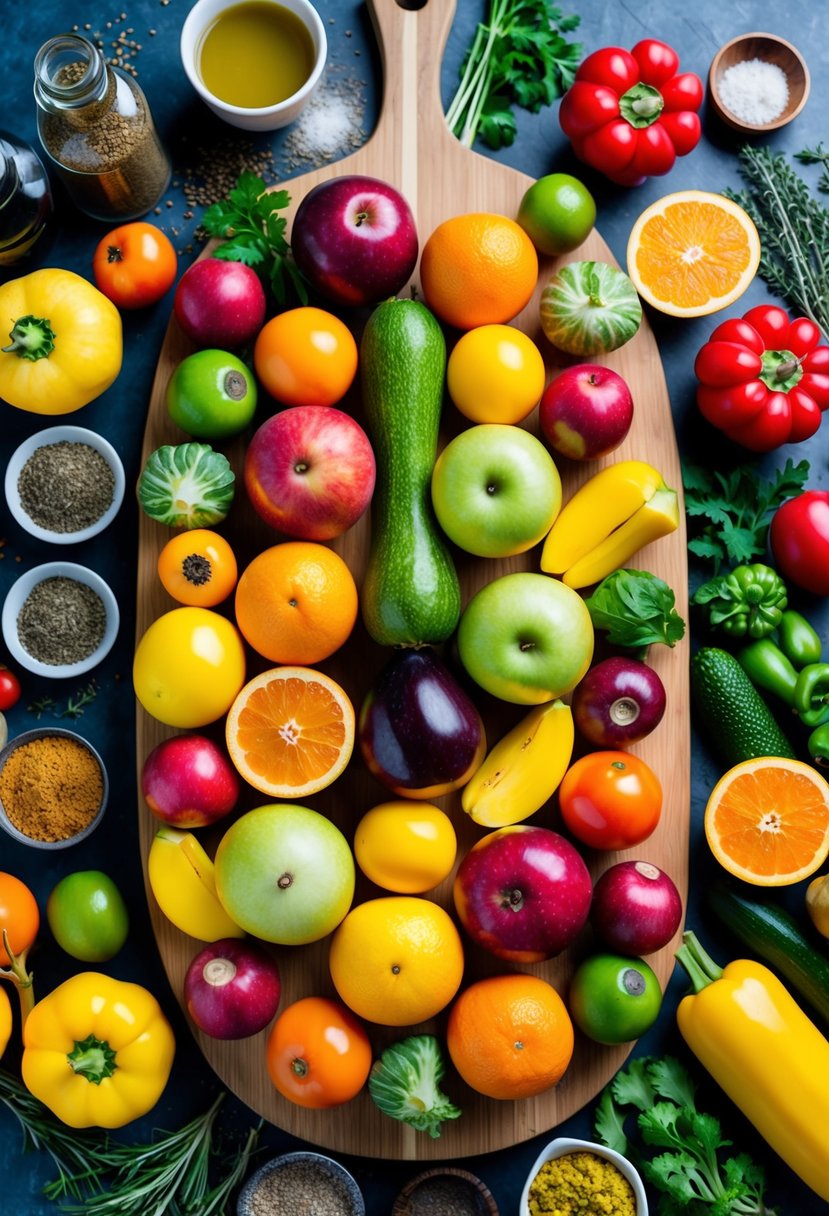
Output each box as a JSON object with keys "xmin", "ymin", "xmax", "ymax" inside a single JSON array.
[{"xmin": 794, "ymin": 142, "xmax": 829, "ymax": 192}]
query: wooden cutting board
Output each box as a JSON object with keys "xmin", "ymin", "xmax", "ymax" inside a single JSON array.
[{"xmin": 137, "ymin": 0, "xmax": 690, "ymax": 1160}]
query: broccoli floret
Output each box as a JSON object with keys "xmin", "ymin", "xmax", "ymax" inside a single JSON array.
[{"xmin": 368, "ymin": 1035, "xmax": 461, "ymax": 1139}]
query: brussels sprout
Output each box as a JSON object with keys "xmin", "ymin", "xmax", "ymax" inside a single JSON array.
[
  {"xmin": 138, "ymin": 443, "xmax": 235, "ymax": 529},
  {"xmin": 540, "ymin": 260, "xmax": 642, "ymax": 356},
  {"xmin": 368, "ymin": 1034, "xmax": 461, "ymax": 1138}
]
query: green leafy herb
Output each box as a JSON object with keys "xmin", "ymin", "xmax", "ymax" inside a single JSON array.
[
  {"xmin": 368, "ymin": 1034, "xmax": 461, "ymax": 1138},
  {"xmin": 584, "ymin": 569, "xmax": 686, "ymax": 649},
  {"xmin": 794, "ymin": 142, "xmax": 829, "ymax": 193},
  {"xmin": 724, "ymin": 146, "xmax": 829, "ymax": 337},
  {"xmin": 683, "ymin": 459, "xmax": 809, "ymax": 573},
  {"xmin": 595, "ymin": 1056, "xmax": 777, "ymax": 1216},
  {"xmin": 445, "ymin": 0, "xmax": 582, "ymax": 150},
  {"xmin": 26, "ymin": 682, "xmax": 98, "ymax": 720},
  {"xmin": 202, "ymin": 171, "xmax": 306, "ymax": 306},
  {"xmin": 26, "ymin": 695, "xmax": 56, "ymax": 720}
]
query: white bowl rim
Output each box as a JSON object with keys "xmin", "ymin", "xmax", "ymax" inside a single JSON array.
[
  {"xmin": 236, "ymin": 1150, "xmax": 365, "ymax": 1216},
  {"xmin": 0, "ymin": 725, "xmax": 109, "ymax": 850},
  {"xmin": 519, "ymin": 1136, "xmax": 648, "ymax": 1216},
  {"xmin": 1, "ymin": 561, "xmax": 120, "ymax": 678},
  {"xmin": 180, "ymin": 0, "xmax": 328, "ymax": 119},
  {"xmin": 4, "ymin": 425, "xmax": 126, "ymax": 544}
]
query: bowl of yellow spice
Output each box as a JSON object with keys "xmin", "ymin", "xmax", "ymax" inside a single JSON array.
[
  {"xmin": 521, "ymin": 1137, "xmax": 647, "ymax": 1216},
  {"xmin": 0, "ymin": 727, "xmax": 108, "ymax": 849}
]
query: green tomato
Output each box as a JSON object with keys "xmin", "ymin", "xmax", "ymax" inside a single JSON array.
[
  {"xmin": 517, "ymin": 173, "xmax": 596, "ymax": 256},
  {"xmin": 166, "ymin": 349, "xmax": 257, "ymax": 440},
  {"xmin": 569, "ymin": 952, "xmax": 662, "ymax": 1045},
  {"xmin": 47, "ymin": 871, "xmax": 129, "ymax": 962}
]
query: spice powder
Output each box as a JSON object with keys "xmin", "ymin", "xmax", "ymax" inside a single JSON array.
[
  {"xmin": 0, "ymin": 734, "xmax": 104, "ymax": 842},
  {"xmin": 527, "ymin": 1151, "xmax": 637, "ymax": 1216},
  {"xmin": 17, "ymin": 440, "xmax": 115, "ymax": 533},
  {"xmin": 17, "ymin": 575, "xmax": 107, "ymax": 666}
]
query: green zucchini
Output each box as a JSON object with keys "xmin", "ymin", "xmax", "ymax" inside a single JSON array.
[
  {"xmin": 690, "ymin": 646, "xmax": 797, "ymax": 768},
  {"xmin": 359, "ymin": 298, "xmax": 461, "ymax": 647},
  {"xmin": 707, "ymin": 880, "xmax": 829, "ymax": 1026}
]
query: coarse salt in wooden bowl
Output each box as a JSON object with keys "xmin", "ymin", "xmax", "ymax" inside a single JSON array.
[{"xmin": 708, "ymin": 32, "xmax": 810, "ymax": 133}]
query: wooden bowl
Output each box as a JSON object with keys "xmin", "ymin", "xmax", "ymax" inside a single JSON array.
[
  {"xmin": 392, "ymin": 1167, "xmax": 499, "ymax": 1215},
  {"xmin": 708, "ymin": 33, "xmax": 810, "ymax": 133}
]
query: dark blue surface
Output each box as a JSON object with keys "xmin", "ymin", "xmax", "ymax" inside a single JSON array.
[{"xmin": 2, "ymin": 2, "xmax": 829, "ymax": 1213}]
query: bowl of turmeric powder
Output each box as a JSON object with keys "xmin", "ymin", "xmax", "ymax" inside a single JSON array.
[
  {"xmin": 0, "ymin": 727, "xmax": 108, "ymax": 849},
  {"xmin": 520, "ymin": 1137, "xmax": 647, "ymax": 1216}
]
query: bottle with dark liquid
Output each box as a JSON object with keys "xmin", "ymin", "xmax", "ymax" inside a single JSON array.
[{"xmin": 0, "ymin": 131, "xmax": 52, "ymax": 266}]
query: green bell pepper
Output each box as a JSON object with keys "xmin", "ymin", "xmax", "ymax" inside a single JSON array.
[
  {"xmin": 793, "ymin": 663, "xmax": 829, "ymax": 729},
  {"xmin": 692, "ymin": 563, "xmax": 787, "ymax": 640},
  {"xmin": 737, "ymin": 638, "xmax": 798, "ymax": 707},
  {"xmin": 777, "ymin": 609, "xmax": 823, "ymax": 669}
]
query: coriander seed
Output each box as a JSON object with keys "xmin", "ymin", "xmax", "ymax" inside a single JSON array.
[
  {"xmin": 18, "ymin": 440, "xmax": 116, "ymax": 534},
  {"xmin": 17, "ymin": 576, "xmax": 107, "ymax": 666}
]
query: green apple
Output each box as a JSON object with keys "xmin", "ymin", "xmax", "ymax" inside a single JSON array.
[
  {"xmin": 214, "ymin": 803, "xmax": 355, "ymax": 945},
  {"xmin": 457, "ymin": 572, "xmax": 594, "ymax": 704},
  {"xmin": 431, "ymin": 424, "xmax": 562, "ymax": 558},
  {"xmin": 517, "ymin": 173, "xmax": 596, "ymax": 256}
]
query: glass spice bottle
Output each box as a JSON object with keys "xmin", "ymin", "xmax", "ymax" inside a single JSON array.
[
  {"xmin": 0, "ymin": 129, "xmax": 53, "ymax": 265},
  {"xmin": 33, "ymin": 33, "xmax": 171, "ymax": 222}
]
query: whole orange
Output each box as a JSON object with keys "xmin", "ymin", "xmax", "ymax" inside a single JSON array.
[
  {"xmin": 420, "ymin": 213, "xmax": 538, "ymax": 331},
  {"xmin": 234, "ymin": 542, "xmax": 358, "ymax": 665},
  {"xmin": 446, "ymin": 973, "xmax": 574, "ymax": 1100},
  {"xmin": 253, "ymin": 306, "xmax": 358, "ymax": 407},
  {"xmin": 328, "ymin": 896, "xmax": 465, "ymax": 1026}
]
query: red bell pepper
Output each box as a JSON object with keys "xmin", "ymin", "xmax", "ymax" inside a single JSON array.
[
  {"xmin": 559, "ymin": 39, "xmax": 703, "ymax": 187},
  {"xmin": 695, "ymin": 304, "xmax": 829, "ymax": 452}
]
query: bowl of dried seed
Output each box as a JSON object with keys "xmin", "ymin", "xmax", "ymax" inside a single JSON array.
[
  {"xmin": 236, "ymin": 1151, "xmax": 365, "ymax": 1216},
  {"xmin": 0, "ymin": 726, "xmax": 108, "ymax": 849},
  {"xmin": 393, "ymin": 1167, "xmax": 499, "ymax": 1216},
  {"xmin": 4, "ymin": 425, "xmax": 125, "ymax": 544},
  {"xmin": 1, "ymin": 561, "xmax": 119, "ymax": 678}
]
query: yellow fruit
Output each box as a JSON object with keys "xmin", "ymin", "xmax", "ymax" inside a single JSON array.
[
  {"xmin": 147, "ymin": 826, "xmax": 245, "ymax": 941},
  {"xmin": 0, "ymin": 985, "xmax": 11, "ymax": 1061},
  {"xmin": 354, "ymin": 802, "xmax": 457, "ymax": 893},
  {"xmin": 446, "ymin": 324, "xmax": 546, "ymax": 424}
]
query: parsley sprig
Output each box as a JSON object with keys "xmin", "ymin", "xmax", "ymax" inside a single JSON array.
[
  {"xmin": 202, "ymin": 171, "xmax": 307, "ymax": 305},
  {"xmin": 445, "ymin": 0, "xmax": 582, "ymax": 149},
  {"xmin": 595, "ymin": 1056, "xmax": 777, "ymax": 1216}
]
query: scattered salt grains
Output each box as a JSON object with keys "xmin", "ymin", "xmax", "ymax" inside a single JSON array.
[
  {"xmin": 718, "ymin": 57, "xmax": 789, "ymax": 125},
  {"xmin": 283, "ymin": 78, "xmax": 367, "ymax": 168}
]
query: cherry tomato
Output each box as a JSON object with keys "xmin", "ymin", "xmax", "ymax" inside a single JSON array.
[
  {"xmin": 46, "ymin": 871, "xmax": 129, "ymax": 962},
  {"xmin": 92, "ymin": 221, "xmax": 177, "ymax": 309},
  {"xmin": 557, "ymin": 750, "xmax": 662, "ymax": 850},
  {"xmin": 0, "ymin": 872, "xmax": 40, "ymax": 966},
  {"xmin": 253, "ymin": 307, "xmax": 358, "ymax": 408},
  {"xmin": 569, "ymin": 952, "xmax": 662, "ymax": 1044},
  {"xmin": 0, "ymin": 666, "xmax": 21, "ymax": 711},
  {"xmin": 770, "ymin": 491, "xmax": 829, "ymax": 596},
  {"xmin": 157, "ymin": 529, "xmax": 238, "ymax": 606},
  {"xmin": 266, "ymin": 996, "xmax": 372, "ymax": 1108}
]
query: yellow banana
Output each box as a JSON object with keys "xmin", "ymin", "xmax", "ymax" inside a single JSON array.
[
  {"xmin": 562, "ymin": 485, "xmax": 680, "ymax": 589},
  {"xmin": 461, "ymin": 699, "xmax": 574, "ymax": 828},
  {"xmin": 148, "ymin": 827, "xmax": 245, "ymax": 942}
]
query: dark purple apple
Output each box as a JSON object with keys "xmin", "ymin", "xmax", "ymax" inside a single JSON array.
[
  {"xmin": 244, "ymin": 405, "xmax": 376, "ymax": 540},
  {"xmin": 184, "ymin": 937, "xmax": 281, "ymax": 1039},
  {"xmin": 359, "ymin": 647, "xmax": 486, "ymax": 798},
  {"xmin": 571, "ymin": 657, "xmax": 667, "ymax": 748},
  {"xmin": 591, "ymin": 860, "xmax": 683, "ymax": 956},
  {"xmin": 141, "ymin": 733, "xmax": 240, "ymax": 828},
  {"xmin": 539, "ymin": 363, "xmax": 634, "ymax": 461},
  {"xmin": 174, "ymin": 258, "xmax": 266, "ymax": 349},
  {"xmin": 291, "ymin": 174, "xmax": 419, "ymax": 307},
  {"xmin": 453, "ymin": 825, "xmax": 592, "ymax": 962}
]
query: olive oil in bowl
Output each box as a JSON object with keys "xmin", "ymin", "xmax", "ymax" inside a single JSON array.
[{"xmin": 197, "ymin": 0, "xmax": 316, "ymax": 109}]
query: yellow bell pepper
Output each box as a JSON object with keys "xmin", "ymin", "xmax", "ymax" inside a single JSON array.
[
  {"xmin": 0, "ymin": 268, "xmax": 122, "ymax": 414},
  {"xmin": 675, "ymin": 930, "xmax": 829, "ymax": 1202},
  {"xmin": 21, "ymin": 971, "xmax": 175, "ymax": 1129},
  {"xmin": 0, "ymin": 984, "xmax": 11, "ymax": 1061}
]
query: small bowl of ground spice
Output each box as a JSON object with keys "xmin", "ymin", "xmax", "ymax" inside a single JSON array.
[
  {"xmin": 393, "ymin": 1167, "xmax": 499, "ymax": 1216},
  {"xmin": 1, "ymin": 561, "xmax": 119, "ymax": 678},
  {"xmin": 520, "ymin": 1137, "xmax": 647, "ymax": 1216},
  {"xmin": 5, "ymin": 425, "xmax": 125, "ymax": 544},
  {"xmin": 708, "ymin": 33, "xmax": 810, "ymax": 133},
  {"xmin": 0, "ymin": 726, "xmax": 108, "ymax": 849},
  {"xmin": 236, "ymin": 1151, "xmax": 365, "ymax": 1216}
]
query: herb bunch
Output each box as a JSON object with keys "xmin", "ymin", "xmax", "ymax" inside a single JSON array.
[
  {"xmin": 595, "ymin": 1056, "xmax": 777, "ymax": 1216},
  {"xmin": 585, "ymin": 569, "xmax": 686, "ymax": 650},
  {"xmin": 445, "ymin": 0, "xmax": 582, "ymax": 149}
]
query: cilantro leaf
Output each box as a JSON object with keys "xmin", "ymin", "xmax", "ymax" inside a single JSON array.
[
  {"xmin": 647, "ymin": 1057, "xmax": 696, "ymax": 1110},
  {"xmin": 611, "ymin": 1057, "xmax": 655, "ymax": 1112},
  {"xmin": 585, "ymin": 569, "xmax": 686, "ymax": 649},
  {"xmin": 594, "ymin": 1088, "xmax": 629, "ymax": 1156}
]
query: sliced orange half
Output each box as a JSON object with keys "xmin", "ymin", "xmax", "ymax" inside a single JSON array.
[
  {"xmin": 704, "ymin": 756, "xmax": 829, "ymax": 886},
  {"xmin": 626, "ymin": 190, "xmax": 760, "ymax": 318},
  {"xmin": 225, "ymin": 666, "xmax": 355, "ymax": 798}
]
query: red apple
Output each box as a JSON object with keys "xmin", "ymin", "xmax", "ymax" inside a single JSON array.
[
  {"xmin": 539, "ymin": 363, "xmax": 634, "ymax": 461},
  {"xmin": 173, "ymin": 258, "xmax": 266, "ymax": 350},
  {"xmin": 141, "ymin": 734, "xmax": 240, "ymax": 828},
  {"xmin": 244, "ymin": 405, "xmax": 376, "ymax": 540},
  {"xmin": 291, "ymin": 174, "xmax": 419, "ymax": 307},
  {"xmin": 453, "ymin": 825, "xmax": 592, "ymax": 962}
]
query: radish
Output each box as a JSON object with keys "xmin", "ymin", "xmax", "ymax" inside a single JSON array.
[
  {"xmin": 590, "ymin": 860, "xmax": 682, "ymax": 956},
  {"xmin": 184, "ymin": 938, "xmax": 281, "ymax": 1039},
  {"xmin": 572, "ymin": 656, "xmax": 666, "ymax": 747}
]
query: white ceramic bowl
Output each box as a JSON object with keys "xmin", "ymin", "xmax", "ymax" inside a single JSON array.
[
  {"xmin": 520, "ymin": 1137, "xmax": 648, "ymax": 1216},
  {"xmin": 0, "ymin": 726, "xmax": 109, "ymax": 850},
  {"xmin": 1, "ymin": 561, "xmax": 120, "ymax": 678},
  {"xmin": 5, "ymin": 425, "xmax": 125, "ymax": 544},
  {"xmin": 180, "ymin": 0, "xmax": 327, "ymax": 131}
]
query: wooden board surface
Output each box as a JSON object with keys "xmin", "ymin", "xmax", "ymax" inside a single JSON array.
[{"xmin": 137, "ymin": 0, "xmax": 690, "ymax": 1160}]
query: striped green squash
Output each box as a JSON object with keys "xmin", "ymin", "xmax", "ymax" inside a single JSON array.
[{"xmin": 539, "ymin": 260, "xmax": 642, "ymax": 356}]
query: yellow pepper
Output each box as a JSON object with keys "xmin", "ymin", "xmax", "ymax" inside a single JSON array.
[
  {"xmin": 675, "ymin": 930, "xmax": 829, "ymax": 1202},
  {"xmin": 21, "ymin": 971, "xmax": 175, "ymax": 1129},
  {"xmin": 0, "ymin": 268, "xmax": 122, "ymax": 414},
  {"xmin": 0, "ymin": 984, "xmax": 11, "ymax": 1061}
]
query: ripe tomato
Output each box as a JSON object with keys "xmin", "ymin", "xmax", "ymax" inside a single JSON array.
[
  {"xmin": 568, "ymin": 952, "xmax": 662, "ymax": 1044},
  {"xmin": 253, "ymin": 306, "xmax": 358, "ymax": 408},
  {"xmin": 266, "ymin": 996, "xmax": 372, "ymax": 1108},
  {"xmin": 157, "ymin": 529, "xmax": 238, "ymax": 606},
  {"xmin": 0, "ymin": 872, "xmax": 40, "ymax": 965},
  {"xmin": 0, "ymin": 666, "xmax": 21, "ymax": 711},
  {"xmin": 558, "ymin": 750, "xmax": 662, "ymax": 850},
  {"xmin": 354, "ymin": 801, "xmax": 457, "ymax": 893},
  {"xmin": 770, "ymin": 490, "xmax": 829, "ymax": 596},
  {"xmin": 46, "ymin": 871, "xmax": 129, "ymax": 962},
  {"xmin": 92, "ymin": 221, "xmax": 177, "ymax": 309}
]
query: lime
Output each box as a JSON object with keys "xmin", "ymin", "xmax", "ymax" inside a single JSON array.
[
  {"xmin": 166, "ymin": 349, "xmax": 257, "ymax": 440},
  {"xmin": 517, "ymin": 173, "xmax": 596, "ymax": 256},
  {"xmin": 47, "ymin": 870, "xmax": 129, "ymax": 962}
]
